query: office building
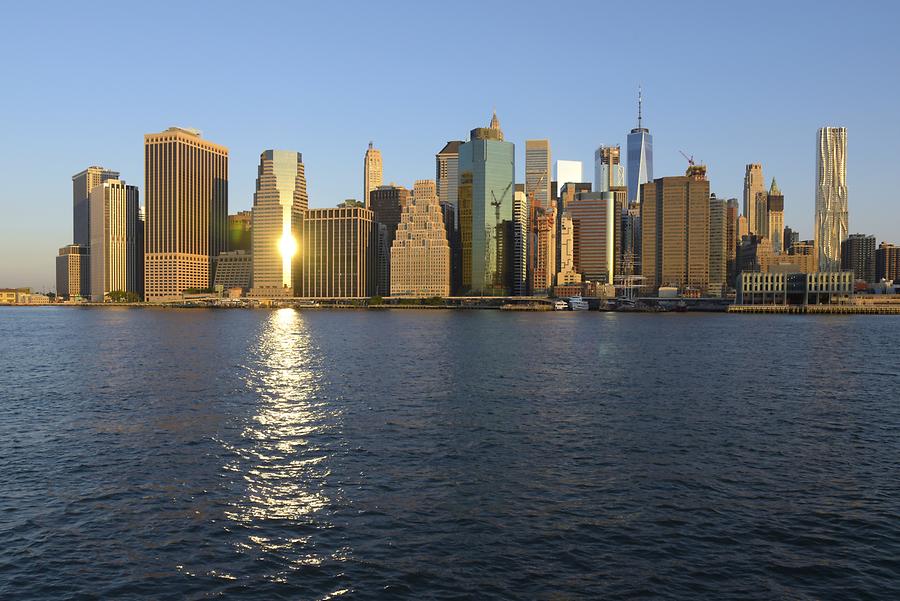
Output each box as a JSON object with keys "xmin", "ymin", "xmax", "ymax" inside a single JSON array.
[
  {"xmin": 213, "ymin": 250, "xmax": 252, "ymax": 291},
  {"xmin": 709, "ymin": 194, "xmax": 727, "ymax": 296},
  {"xmin": 555, "ymin": 160, "xmax": 583, "ymax": 196},
  {"xmin": 439, "ymin": 201, "xmax": 462, "ymax": 295},
  {"xmin": 525, "ymin": 140, "xmax": 552, "ymax": 211},
  {"xmin": 594, "ymin": 145, "xmax": 625, "ymax": 193},
  {"xmin": 640, "ymin": 167, "xmax": 711, "ymax": 294},
  {"xmin": 249, "ymin": 150, "xmax": 307, "ymax": 296},
  {"xmin": 815, "ymin": 127, "xmax": 848, "ymax": 271},
  {"xmin": 784, "ymin": 226, "xmax": 800, "ymax": 254},
  {"xmin": 144, "ymin": 127, "xmax": 228, "ymax": 301},
  {"xmin": 72, "ymin": 166, "xmax": 119, "ymax": 247},
  {"xmin": 89, "ymin": 179, "xmax": 141, "ymax": 301},
  {"xmin": 738, "ymin": 214, "xmax": 749, "ymax": 240},
  {"xmin": 370, "ymin": 184, "xmax": 409, "ymax": 295},
  {"xmin": 55, "ymin": 244, "xmax": 90, "ymax": 301},
  {"xmin": 512, "ymin": 188, "xmax": 528, "ymax": 295},
  {"xmin": 767, "ymin": 179, "xmax": 785, "ymax": 253},
  {"xmin": 626, "ymin": 88, "xmax": 653, "ymax": 203},
  {"xmin": 298, "ymin": 206, "xmax": 376, "ymax": 298},
  {"xmin": 228, "ymin": 211, "xmax": 252, "ymax": 251},
  {"xmin": 390, "ymin": 180, "xmax": 450, "ymax": 297},
  {"xmin": 436, "ymin": 141, "xmax": 463, "ymax": 207},
  {"xmin": 556, "ymin": 211, "xmax": 581, "ymax": 286},
  {"xmin": 363, "ymin": 141, "xmax": 383, "ymax": 209},
  {"xmin": 743, "ymin": 163, "xmax": 764, "ymax": 235},
  {"xmin": 726, "ymin": 198, "xmax": 739, "ymax": 286},
  {"xmin": 533, "ymin": 204, "xmax": 557, "ymax": 295},
  {"xmin": 458, "ymin": 111, "xmax": 515, "ymax": 296},
  {"xmin": 567, "ymin": 191, "xmax": 616, "ymax": 284},
  {"xmin": 876, "ymin": 242, "xmax": 900, "ymax": 282},
  {"xmin": 841, "ymin": 234, "xmax": 876, "ymax": 283},
  {"xmin": 622, "ymin": 201, "xmax": 641, "ymax": 277}
]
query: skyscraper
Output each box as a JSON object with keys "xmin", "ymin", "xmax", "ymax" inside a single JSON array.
[
  {"xmin": 876, "ymin": 242, "xmax": 900, "ymax": 282},
  {"xmin": 299, "ymin": 206, "xmax": 376, "ymax": 298},
  {"xmin": 533, "ymin": 203, "xmax": 556, "ymax": 295},
  {"xmin": 841, "ymin": 234, "xmax": 875, "ymax": 283},
  {"xmin": 709, "ymin": 193, "xmax": 727, "ymax": 296},
  {"xmin": 363, "ymin": 142, "xmax": 383, "ymax": 209},
  {"xmin": 512, "ymin": 187, "xmax": 528, "ymax": 296},
  {"xmin": 815, "ymin": 127, "xmax": 848, "ymax": 272},
  {"xmin": 641, "ymin": 167, "xmax": 711, "ymax": 293},
  {"xmin": 72, "ymin": 166, "xmax": 119, "ymax": 247},
  {"xmin": 525, "ymin": 140, "xmax": 551, "ymax": 294},
  {"xmin": 250, "ymin": 150, "xmax": 308, "ymax": 295},
  {"xmin": 555, "ymin": 160, "xmax": 583, "ymax": 196},
  {"xmin": 567, "ymin": 191, "xmax": 616, "ymax": 284},
  {"xmin": 726, "ymin": 198, "xmax": 739, "ymax": 285},
  {"xmin": 89, "ymin": 179, "xmax": 141, "ymax": 301},
  {"xmin": 556, "ymin": 212, "xmax": 581, "ymax": 286},
  {"xmin": 144, "ymin": 127, "xmax": 228, "ymax": 302},
  {"xmin": 390, "ymin": 180, "xmax": 450, "ymax": 297},
  {"xmin": 743, "ymin": 163, "xmax": 764, "ymax": 235},
  {"xmin": 458, "ymin": 111, "xmax": 515, "ymax": 296},
  {"xmin": 626, "ymin": 88, "xmax": 653, "ymax": 203},
  {"xmin": 436, "ymin": 141, "xmax": 462, "ymax": 207},
  {"xmin": 370, "ymin": 184, "xmax": 409, "ymax": 295},
  {"xmin": 228, "ymin": 210, "xmax": 252, "ymax": 251},
  {"xmin": 55, "ymin": 244, "xmax": 90, "ymax": 301},
  {"xmin": 767, "ymin": 178, "xmax": 785, "ymax": 253},
  {"xmin": 594, "ymin": 145, "xmax": 625, "ymax": 193}
]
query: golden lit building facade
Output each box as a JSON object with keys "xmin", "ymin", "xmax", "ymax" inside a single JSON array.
[
  {"xmin": 144, "ymin": 127, "xmax": 228, "ymax": 301},
  {"xmin": 299, "ymin": 207, "xmax": 376, "ymax": 298},
  {"xmin": 364, "ymin": 142, "xmax": 383, "ymax": 209},
  {"xmin": 533, "ymin": 204, "xmax": 556, "ymax": 294},
  {"xmin": 250, "ymin": 150, "xmax": 307, "ymax": 296},
  {"xmin": 72, "ymin": 166, "xmax": 119, "ymax": 246},
  {"xmin": 390, "ymin": 180, "xmax": 450, "ymax": 297},
  {"xmin": 89, "ymin": 179, "xmax": 141, "ymax": 301},
  {"xmin": 641, "ymin": 168, "xmax": 711, "ymax": 293}
]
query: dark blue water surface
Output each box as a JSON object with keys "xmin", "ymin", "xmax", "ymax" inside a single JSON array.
[{"xmin": 2, "ymin": 307, "xmax": 900, "ymax": 600}]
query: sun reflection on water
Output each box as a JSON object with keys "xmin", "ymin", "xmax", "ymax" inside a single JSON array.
[{"xmin": 220, "ymin": 308, "xmax": 346, "ymax": 573}]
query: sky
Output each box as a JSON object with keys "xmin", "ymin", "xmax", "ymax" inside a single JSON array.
[{"xmin": 1, "ymin": 0, "xmax": 898, "ymax": 290}]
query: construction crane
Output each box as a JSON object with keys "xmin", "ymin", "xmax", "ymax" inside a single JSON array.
[{"xmin": 679, "ymin": 150, "xmax": 695, "ymax": 167}]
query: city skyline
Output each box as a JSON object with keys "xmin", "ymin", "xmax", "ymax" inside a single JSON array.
[{"xmin": 1, "ymin": 1, "xmax": 899, "ymax": 290}]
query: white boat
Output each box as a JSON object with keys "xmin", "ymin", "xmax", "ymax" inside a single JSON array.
[
  {"xmin": 568, "ymin": 296, "xmax": 589, "ymax": 311},
  {"xmin": 553, "ymin": 300, "xmax": 569, "ymax": 311}
]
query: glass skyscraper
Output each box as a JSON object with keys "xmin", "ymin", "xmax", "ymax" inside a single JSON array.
[
  {"xmin": 250, "ymin": 150, "xmax": 307, "ymax": 294},
  {"xmin": 626, "ymin": 89, "xmax": 653, "ymax": 203},
  {"xmin": 458, "ymin": 112, "xmax": 515, "ymax": 296}
]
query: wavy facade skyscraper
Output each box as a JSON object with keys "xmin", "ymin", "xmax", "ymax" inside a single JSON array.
[
  {"xmin": 626, "ymin": 88, "xmax": 653, "ymax": 203},
  {"xmin": 815, "ymin": 127, "xmax": 848, "ymax": 272}
]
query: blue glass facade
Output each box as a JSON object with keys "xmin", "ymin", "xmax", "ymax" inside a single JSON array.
[
  {"xmin": 458, "ymin": 131, "xmax": 515, "ymax": 296},
  {"xmin": 627, "ymin": 128, "xmax": 653, "ymax": 203}
]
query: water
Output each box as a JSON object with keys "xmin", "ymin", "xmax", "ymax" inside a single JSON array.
[{"xmin": 1, "ymin": 307, "xmax": 900, "ymax": 600}]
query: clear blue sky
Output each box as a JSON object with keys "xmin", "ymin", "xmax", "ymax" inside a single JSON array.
[{"xmin": 1, "ymin": 0, "xmax": 898, "ymax": 290}]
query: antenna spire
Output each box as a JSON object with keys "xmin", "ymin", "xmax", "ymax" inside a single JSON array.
[{"xmin": 637, "ymin": 85, "xmax": 643, "ymax": 129}]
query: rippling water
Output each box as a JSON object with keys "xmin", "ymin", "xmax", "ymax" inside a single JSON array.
[{"xmin": 2, "ymin": 307, "xmax": 900, "ymax": 600}]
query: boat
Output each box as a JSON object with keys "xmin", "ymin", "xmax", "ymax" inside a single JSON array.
[
  {"xmin": 568, "ymin": 296, "xmax": 589, "ymax": 311},
  {"xmin": 553, "ymin": 300, "xmax": 569, "ymax": 311}
]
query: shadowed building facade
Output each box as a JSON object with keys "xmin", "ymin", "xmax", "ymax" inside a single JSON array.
[
  {"xmin": 250, "ymin": 150, "xmax": 308, "ymax": 296},
  {"xmin": 144, "ymin": 127, "xmax": 228, "ymax": 301},
  {"xmin": 228, "ymin": 211, "xmax": 252, "ymax": 251},
  {"xmin": 370, "ymin": 184, "xmax": 409, "ymax": 296},
  {"xmin": 390, "ymin": 180, "xmax": 450, "ymax": 297},
  {"xmin": 56, "ymin": 244, "xmax": 90, "ymax": 300},
  {"xmin": 458, "ymin": 112, "xmax": 515, "ymax": 296},
  {"xmin": 841, "ymin": 234, "xmax": 875, "ymax": 283}
]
